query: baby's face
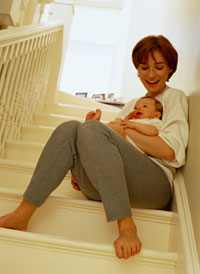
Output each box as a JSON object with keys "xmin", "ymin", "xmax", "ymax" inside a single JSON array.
[{"xmin": 133, "ymin": 98, "xmax": 160, "ymax": 119}]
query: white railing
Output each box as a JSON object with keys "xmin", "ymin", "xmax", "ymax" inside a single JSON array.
[{"xmin": 0, "ymin": 21, "xmax": 63, "ymax": 156}]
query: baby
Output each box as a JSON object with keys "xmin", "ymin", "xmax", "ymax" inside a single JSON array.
[{"xmin": 107, "ymin": 96, "xmax": 163, "ymax": 142}]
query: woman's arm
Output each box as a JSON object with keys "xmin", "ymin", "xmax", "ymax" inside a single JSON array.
[
  {"xmin": 124, "ymin": 128, "xmax": 175, "ymax": 160},
  {"xmin": 107, "ymin": 123, "xmax": 126, "ymax": 137}
]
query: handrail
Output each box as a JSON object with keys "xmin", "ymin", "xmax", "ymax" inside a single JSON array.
[
  {"xmin": 0, "ymin": 21, "xmax": 63, "ymax": 44},
  {"xmin": 0, "ymin": 21, "xmax": 64, "ymax": 156}
]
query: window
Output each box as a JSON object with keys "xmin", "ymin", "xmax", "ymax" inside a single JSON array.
[{"xmin": 59, "ymin": 5, "xmax": 122, "ymax": 98}]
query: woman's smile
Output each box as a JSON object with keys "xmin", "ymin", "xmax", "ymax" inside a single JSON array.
[{"xmin": 137, "ymin": 50, "xmax": 172, "ymax": 97}]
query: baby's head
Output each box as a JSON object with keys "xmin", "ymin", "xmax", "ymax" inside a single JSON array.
[{"xmin": 133, "ymin": 96, "xmax": 163, "ymax": 119}]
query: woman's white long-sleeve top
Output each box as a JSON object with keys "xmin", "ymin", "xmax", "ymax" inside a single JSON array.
[{"xmin": 117, "ymin": 86, "xmax": 189, "ymax": 187}]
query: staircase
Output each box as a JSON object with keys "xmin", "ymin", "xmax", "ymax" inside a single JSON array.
[{"xmin": 0, "ymin": 91, "xmax": 186, "ymax": 274}]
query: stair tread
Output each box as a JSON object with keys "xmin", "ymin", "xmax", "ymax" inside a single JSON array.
[
  {"xmin": 51, "ymin": 103, "xmax": 119, "ymax": 113},
  {"xmin": 6, "ymin": 139, "xmax": 45, "ymax": 147},
  {"xmin": 34, "ymin": 112, "xmax": 109, "ymax": 123}
]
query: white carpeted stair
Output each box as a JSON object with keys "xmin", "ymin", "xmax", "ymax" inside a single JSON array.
[{"xmin": 0, "ymin": 92, "xmax": 182, "ymax": 273}]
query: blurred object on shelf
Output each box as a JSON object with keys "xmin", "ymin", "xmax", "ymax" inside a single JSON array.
[
  {"xmin": 75, "ymin": 92, "xmax": 88, "ymax": 98},
  {"xmin": 92, "ymin": 93, "xmax": 106, "ymax": 100}
]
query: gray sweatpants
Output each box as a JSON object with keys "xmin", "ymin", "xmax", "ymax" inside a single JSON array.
[{"xmin": 24, "ymin": 120, "xmax": 172, "ymax": 222}]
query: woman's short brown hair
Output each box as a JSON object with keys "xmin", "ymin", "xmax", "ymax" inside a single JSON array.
[{"xmin": 132, "ymin": 35, "xmax": 178, "ymax": 80}]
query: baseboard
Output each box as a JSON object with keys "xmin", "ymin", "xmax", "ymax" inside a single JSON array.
[{"xmin": 174, "ymin": 170, "xmax": 200, "ymax": 274}]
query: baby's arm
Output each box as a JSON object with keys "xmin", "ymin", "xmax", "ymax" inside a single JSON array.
[{"xmin": 121, "ymin": 120, "xmax": 159, "ymax": 136}]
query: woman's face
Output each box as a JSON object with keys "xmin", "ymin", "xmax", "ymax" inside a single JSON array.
[{"xmin": 137, "ymin": 50, "xmax": 172, "ymax": 97}]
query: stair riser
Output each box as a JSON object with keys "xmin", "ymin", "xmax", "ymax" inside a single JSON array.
[
  {"xmin": 57, "ymin": 92, "xmax": 120, "ymax": 111},
  {"xmin": 0, "ymin": 167, "xmax": 85, "ymax": 200},
  {"xmin": 0, "ymin": 230, "xmax": 176, "ymax": 274},
  {"xmin": 21, "ymin": 126, "xmax": 53, "ymax": 143},
  {"xmin": 33, "ymin": 114, "xmax": 115, "ymax": 128},
  {"xmin": 33, "ymin": 114, "xmax": 84, "ymax": 127},
  {"xmin": 5, "ymin": 143, "xmax": 42, "ymax": 163},
  {"xmin": 0, "ymin": 191, "xmax": 174, "ymax": 252}
]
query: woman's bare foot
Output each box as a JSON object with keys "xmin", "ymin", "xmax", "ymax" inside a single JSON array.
[
  {"xmin": 0, "ymin": 212, "xmax": 28, "ymax": 231},
  {"xmin": 114, "ymin": 216, "xmax": 142, "ymax": 259},
  {"xmin": 0, "ymin": 200, "xmax": 37, "ymax": 231}
]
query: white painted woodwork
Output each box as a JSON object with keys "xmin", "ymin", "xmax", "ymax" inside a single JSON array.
[
  {"xmin": 0, "ymin": 158, "xmax": 86, "ymax": 200},
  {"xmin": 44, "ymin": 103, "xmax": 119, "ymax": 120},
  {"xmin": 21, "ymin": 124, "xmax": 54, "ymax": 143},
  {"xmin": 0, "ymin": 227, "xmax": 177, "ymax": 274},
  {"xmin": 173, "ymin": 171, "xmax": 200, "ymax": 274},
  {"xmin": 0, "ymin": 21, "xmax": 64, "ymax": 156},
  {"xmin": 0, "ymin": 0, "xmax": 21, "ymax": 26},
  {"xmin": 0, "ymin": 189, "xmax": 177, "ymax": 274},
  {"xmin": 56, "ymin": 91, "xmax": 121, "ymax": 110}
]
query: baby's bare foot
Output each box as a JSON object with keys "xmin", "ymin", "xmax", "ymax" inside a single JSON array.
[{"xmin": 94, "ymin": 109, "xmax": 102, "ymax": 121}]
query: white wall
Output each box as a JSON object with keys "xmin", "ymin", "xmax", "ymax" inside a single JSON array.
[
  {"xmin": 161, "ymin": 0, "xmax": 200, "ymax": 262},
  {"xmin": 120, "ymin": 0, "xmax": 168, "ymax": 102},
  {"xmin": 120, "ymin": 0, "xmax": 200, "ymax": 260}
]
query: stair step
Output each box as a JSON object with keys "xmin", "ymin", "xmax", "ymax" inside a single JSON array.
[
  {"xmin": 33, "ymin": 113, "xmax": 84, "ymax": 127},
  {"xmin": 33, "ymin": 113, "xmax": 111, "ymax": 127},
  {"xmin": 0, "ymin": 188, "xmax": 177, "ymax": 274},
  {"xmin": 5, "ymin": 140, "xmax": 44, "ymax": 163},
  {"xmin": 0, "ymin": 188, "xmax": 176, "ymax": 252},
  {"xmin": 0, "ymin": 227, "xmax": 177, "ymax": 274},
  {"xmin": 0, "ymin": 159, "xmax": 86, "ymax": 200},
  {"xmin": 44, "ymin": 103, "xmax": 119, "ymax": 121},
  {"xmin": 21, "ymin": 124, "xmax": 54, "ymax": 143},
  {"xmin": 57, "ymin": 91, "xmax": 120, "ymax": 111}
]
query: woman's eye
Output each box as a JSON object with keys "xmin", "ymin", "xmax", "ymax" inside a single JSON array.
[
  {"xmin": 156, "ymin": 66, "xmax": 164, "ymax": 70},
  {"xmin": 141, "ymin": 67, "xmax": 148, "ymax": 70}
]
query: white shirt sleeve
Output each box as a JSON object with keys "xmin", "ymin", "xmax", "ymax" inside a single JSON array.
[{"xmin": 156, "ymin": 88, "xmax": 189, "ymax": 168}]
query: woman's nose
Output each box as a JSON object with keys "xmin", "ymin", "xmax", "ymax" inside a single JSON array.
[{"xmin": 147, "ymin": 68, "xmax": 156, "ymax": 78}]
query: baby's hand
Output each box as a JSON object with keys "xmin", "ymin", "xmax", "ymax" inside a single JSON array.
[{"xmin": 124, "ymin": 111, "xmax": 137, "ymax": 120}]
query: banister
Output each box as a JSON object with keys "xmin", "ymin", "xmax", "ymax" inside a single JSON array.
[{"xmin": 0, "ymin": 21, "xmax": 64, "ymax": 156}]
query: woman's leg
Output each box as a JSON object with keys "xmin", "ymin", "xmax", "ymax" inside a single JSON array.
[
  {"xmin": 0, "ymin": 120, "xmax": 82, "ymax": 229},
  {"xmin": 75, "ymin": 120, "xmax": 172, "ymax": 259},
  {"xmin": 76, "ymin": 120, "xmax": 172, "ymax": 220}
]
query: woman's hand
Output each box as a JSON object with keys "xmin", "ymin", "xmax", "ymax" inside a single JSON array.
[
  {"xmin": 121, "ymin": 120, "xmax": 159, "ymax": 136},
  {"xmin": 120, "ymin": 120, "xmax": 136, "ymax": 129},
  {"xmin": 85, "ymin": 109, "xmax": 102, "ymax": 121},
  {"xmin": 107, "ymin": 123, "xmax": 126, "ymax": 137},
  {"xmin": 71, "ymin": 176, "xmax": 80, "ymax": 191}
]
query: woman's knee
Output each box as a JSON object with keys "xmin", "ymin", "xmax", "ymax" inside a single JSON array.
[
  {"xmin": 77, "ymin": 120, "xmax": 104, "ymax": 140},
  {"xmin": 53, "ymin": 120, "xmax": 81, "ymax": 139}
]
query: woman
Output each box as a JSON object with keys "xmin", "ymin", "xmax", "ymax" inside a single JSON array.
[{"xmin": 0, "ymin": 35, "xmax": 189, "ymax": 260}]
